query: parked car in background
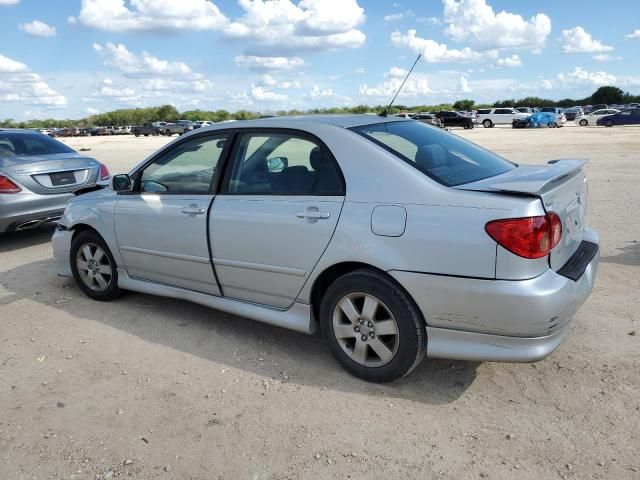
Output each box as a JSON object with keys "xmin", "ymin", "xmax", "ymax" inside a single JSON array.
[
  {"xmin": 52, "ymin": 115, "xmax": 599, "ymax": 383},
  {"xmin": 0, "ymin": 129, "xmax": 109, "ymax": 233},
  {"xmin": 564, "ymin": 107, "xmax": 584, "ymax": 121},
  {"xmin": 435, "ymin": 110, "xmax": 474, "ymax": 129},
  {"xmin": 412, "ymin": 113, "xmax": 443, "ymax": 128},
  {"xmin": 90, "ymin": 126, "xmax": 107, "ymax": 136},
  {"xmin": 539, "ymin": 107, "xmax": 567, "ymax": 127},
  {"xmin": 476, "ymin": 108, "xmax": 529, "ymax": 128},
  {"xmin": 38, "ymin": 129, "xmax": 54, "ymax": 137},
  {"xmin": 575, "ymin": 108, "xmax": 620, "ymax": 126},
  {"xmin": 515, "ymin": 107, "xmax": 534, "ymax": 114},
  {"xmin": 588, "ymin": 104, "xmax": 608, "ymax": 113},
  {"xmin": 193, "ymin": 121, "xmax": 215, "ymax": 129},
  {"xmin": 596, "ymin": 108, "xmax": 640, "ymax": 127},
  {"xmin": 132, "ymin": 123, "xmax": 162, "ymax": 137},
  {"xmin": 164, "ymin": 120, "xmax": 195, "ymax": 136},
  {"xmin": 512, "ymin": 112, "xmax": 559, "ymax": 128}
]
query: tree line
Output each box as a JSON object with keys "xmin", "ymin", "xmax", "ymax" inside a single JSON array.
[{"xmin": 1, "ymin": 86, "xmax": 637, "ymax": 129}]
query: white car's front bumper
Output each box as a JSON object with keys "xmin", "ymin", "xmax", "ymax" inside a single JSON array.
[{"xmin": 52, "ymin": 226, "xmax": 73, "ymax": 278}]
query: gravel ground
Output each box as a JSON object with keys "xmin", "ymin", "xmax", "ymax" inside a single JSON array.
[{"xmin": 1, "ymin": 124, "xmax": 639, "ymax": 480}]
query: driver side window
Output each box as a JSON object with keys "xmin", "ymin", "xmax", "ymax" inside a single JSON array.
[{"xmin": 140, "ymin": 134, "xmax": 228, "ymax": 194}]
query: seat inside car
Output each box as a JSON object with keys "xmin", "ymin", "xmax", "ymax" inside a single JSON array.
[{"xmin": 415, "ymin": 144, "xmax": 448, "ymax": 172}]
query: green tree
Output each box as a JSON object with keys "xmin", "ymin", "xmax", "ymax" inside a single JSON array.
[
  {"xmin": 590, "ymin": 86, "xmax": 624, "ymax": 105},
  {"xmin": 453, "ymin": 99, "xmax": 475, "ymax": 111}
]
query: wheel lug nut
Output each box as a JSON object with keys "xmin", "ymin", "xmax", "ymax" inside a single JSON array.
[
  {"xmin": 368, "ymin": 321, "xmax": 373, "ymax": 327},
  {"xmin": 354, "ymin": 326, "xmax": 360, "ymax": 332},
  {"xmin": 361, "ymin": 335, "xmax": 367, "ymax": 342},
  {"xmin": 370, "ymin": 333, "xmax": 375, "ymax": 338}
]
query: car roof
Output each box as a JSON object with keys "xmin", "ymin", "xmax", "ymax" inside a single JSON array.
[{"xmin": 205, "ymin": 114, "xmax": 407, "ymax": 131}]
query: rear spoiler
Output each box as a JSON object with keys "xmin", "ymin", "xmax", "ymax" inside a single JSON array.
[{"xmin": 457, "ymin": 159, "xmax": 587, "ymax": 196}]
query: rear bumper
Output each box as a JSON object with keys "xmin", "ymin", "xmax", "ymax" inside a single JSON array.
[
  {"xmin": 0, "ymin": 190, "xmax": 72, "ymax": 232},
  {"xmin": 390, "ymin": 228, "xmax": 599, "ymax": 362}
]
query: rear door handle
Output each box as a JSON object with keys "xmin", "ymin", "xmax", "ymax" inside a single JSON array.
[
  {"xmin": 181, "ymin": 204, "xmax": 206, "ymax": 215},
  {"xmin": 297, "ymin": 211, "xmax": 330, "ymax": 219}
]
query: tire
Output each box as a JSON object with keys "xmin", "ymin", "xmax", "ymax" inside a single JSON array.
[
  {"xmin": 70, "ymin": 230, "xmax": 120, "ymax": 301},
  {"xmin": 463, "ymin": 122, "xmax": 473, "ymax": 129},
  {"xmin": 134, "ymin": 131, "xmax": 140, "ymax": 137},
  {"xmin": 183, "ymin": 129, "xmax": 189, "ymax": 134},
  {"xmin": 579, "ymin": 119, "xmax": 588, "ymax": 126},
  {"xmin": 604, "ymin": 120, "xmax": 614, "ymax": 127},
  {"xmin": 144, "ymin": 134, "xmax": 149, "ymax": 136},
  {"xmin": 165, "ymin": 130, "xmax": 172, "ymax": 136},
  {"xmin": 482, "ymin": 119, "xmax": 492, "ymax": 128},
  {"xmin": 319, "ymin": 269, "xmax": 426, "ymax": 383}
]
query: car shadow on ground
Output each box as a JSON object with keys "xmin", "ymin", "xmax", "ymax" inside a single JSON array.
[
  {"xmin": 601, "ymin": 242, "xmax": 640, "ymax": 267},
  {"xmin": 0, "ymin": 224, "xmax": 55, "ymax": 253},
  {"xmin": 1, "ymin": 258, "xmax": 479, "ymax": 405}
]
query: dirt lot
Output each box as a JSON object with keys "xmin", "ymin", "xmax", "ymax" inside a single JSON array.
[{"xmin": 1, "ymin": 124, "xmax": 639, "ymax": 480}]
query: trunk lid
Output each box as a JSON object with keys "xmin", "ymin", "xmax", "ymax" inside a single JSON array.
[
  {"xmin": 1, "ymin": 153, "xmax": 100, "ymax": 195},
  {"xmin": 456, "ymin": 159, "xmax": 588, "ymax": 271}
]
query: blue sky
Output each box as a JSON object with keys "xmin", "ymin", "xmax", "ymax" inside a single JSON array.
[{"xmin": 0, "ymin": 0, "xmax": 639, "ymax": 120}]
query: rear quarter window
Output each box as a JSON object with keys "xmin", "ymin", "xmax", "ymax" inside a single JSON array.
[{"xmin": 351, "ymin": 121, "xmax": 515, "ymax": 187}]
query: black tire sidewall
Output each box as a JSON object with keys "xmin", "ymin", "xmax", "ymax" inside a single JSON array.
[
  {"xmin": 70, "ymin": 231, "xmax": 120, "ymax": 301},
  {"xmin": 319, "ymin": 270, "xmax": 425, "ymax": 383}
]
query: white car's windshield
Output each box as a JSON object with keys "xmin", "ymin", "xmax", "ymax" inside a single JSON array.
[{"xmin": 351, "ymin": 121, "xmax": 515, "ymax": 187}]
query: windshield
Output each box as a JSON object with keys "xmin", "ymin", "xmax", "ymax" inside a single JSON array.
[
  {"xmin": 350, "ymin": 121, "xmax": 515, "ymax": 187},
  {"xmin": 0, "ymin": 132, "xmax": 75, "ymax": 157}
]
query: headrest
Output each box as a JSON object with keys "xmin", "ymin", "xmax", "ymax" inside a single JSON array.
[
  {"xmin": 309, "ymin": 146, "xmax": 323, "ymax": 170},
  {"xmin": 415, "ymin": 144, "xmax": 447, "ymax": 171}
]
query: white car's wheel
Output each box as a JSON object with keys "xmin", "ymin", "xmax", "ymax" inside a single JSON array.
[
  {"xmin": 579, "ymin": 119, "xmax": 588, "ymax": 126},
  {"xmin": 482, "ymin": 119, "xmax": 493, "ymax": 128},
  {"xmin": 70, "ymin": 231, "xmax": 120, "ymax": 301}
]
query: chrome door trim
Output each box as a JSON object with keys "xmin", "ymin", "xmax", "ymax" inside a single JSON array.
[
  {"xmin": 213, "ymin": 257, "xmax": 306, "ymax": 277},
  {"xmin": 119, "ymin": 246, "xmax": 211, "ymax": 264}
]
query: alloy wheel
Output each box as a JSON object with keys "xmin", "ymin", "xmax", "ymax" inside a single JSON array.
[
  {"xmin": 76, "ymin": 243, "xmax": 113, "ymax": 292},
  {"xmin": 332, "ymin": 292, "xmax": 400, "ymax": 367}
]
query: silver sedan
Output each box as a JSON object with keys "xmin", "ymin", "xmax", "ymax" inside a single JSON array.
[
  {"xmin": 52, "ymin": 115, "xmax": 599, "ymax": 382},
  {"xmin": 0, "ymin": 129, "xmax": 109, "ymax": 232}
]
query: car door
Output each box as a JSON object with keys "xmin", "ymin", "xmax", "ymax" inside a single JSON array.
[
  {"xmin": 114, "ymin": 132, "xmax": 231, "ymax": 295},
  {"xmin": 210, "ymin": 129, "xmax": 345, "ymax": 308}
]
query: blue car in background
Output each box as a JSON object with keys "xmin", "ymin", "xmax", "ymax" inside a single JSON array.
[
  {"xmin": 512, "ymin": 111, "xmax": 562, "ymax": 128},
  {"xmin": 596, "ymin": 108, "xmax": 640, "ymax": 127}
]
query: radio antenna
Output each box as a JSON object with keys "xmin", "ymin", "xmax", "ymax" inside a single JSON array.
[{"xmin": 379, "ymin": 53, "xmax": 422, "ymax": 117}]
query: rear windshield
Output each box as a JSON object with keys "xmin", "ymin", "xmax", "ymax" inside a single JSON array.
[
  {"xmin": 0, "ymin": 132, "xmax": 74, "ymax": 157},
  {"xmin": 350, "ymin": 121, "xmax": 515, "ymax": 187}
]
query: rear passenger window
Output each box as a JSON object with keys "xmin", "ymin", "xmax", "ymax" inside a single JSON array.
[
  {"xmin": 476, "ymin": 109, "xmax": 491, "ymax": 114},
  {"xmin": 226, "ymin": 132, "xmax": 344, "ymax": 195}
]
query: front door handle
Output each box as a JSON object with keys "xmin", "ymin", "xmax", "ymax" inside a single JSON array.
[{"xmin": 181, "ymin": 204, "xmax": 206, "ymax": 216}]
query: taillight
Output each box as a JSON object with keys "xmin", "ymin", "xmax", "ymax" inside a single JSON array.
[
  {"xmin": 485, "ymin": 213, "xmax": 562, "ymax": 259},
  {"xmin": 99, "ymin": 163, "xmax": 110, "ymax": 181},
  {"xmin": 0, "ymin": 175, "xmax": 21, "ymax": 193}
]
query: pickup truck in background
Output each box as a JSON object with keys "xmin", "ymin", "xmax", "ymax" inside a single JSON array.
[
  {"xmin": 132, "ymin": 123, "xmax": 162, "ymax": 137},
  {"xmin": 476, "ymin": 108, "xmax": 529, "ymax": 128},
  {"xmin": 163, "ymin": 120, "xmax": 194, "ymax": 136}
]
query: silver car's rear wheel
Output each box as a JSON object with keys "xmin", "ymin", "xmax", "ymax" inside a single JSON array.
[
  {"xmin": 332, "ymin": 292, "xmax": 400, "ymax": 367},
  {"xmin": 76, "ymin": 243, "xmax": 113, "ymax": 291}
]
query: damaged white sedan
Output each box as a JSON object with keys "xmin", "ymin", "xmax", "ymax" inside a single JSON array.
[{"xmin": 53, "ymin": 115, "xmax": 599, "ymax": 382}]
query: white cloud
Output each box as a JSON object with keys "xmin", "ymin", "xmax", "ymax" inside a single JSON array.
[
  {"xmin": 19, "ymin": 20, "xmax": 56, "ymax": 37},
  {"xmin": 0, "ymin": 0, "xmax": 19, "ymax": 4},
  {"xmin": 73, "ymin": 0, "xmax": 228, "ymax": 32},
  {"xmin": 561, "ymin": 26, "xmax": 613, "ymax": 53},
  {"xmin": 234, "ymin": 55, "xmax": 306, "ymax": 72},
  {"xmin": 556, "ymin": 67, "xmax": 616, "ymax": 87},
  {"xmin": 0, "ymin": 53, "xmax": 28, "ymax": 73},
  {"xmin": 0, "ymin": 54, "xmax": 65, "ymax": 107},
  {"xmin": 384, "ymin": 13, "xmax": 404, "ymax": 21},
  {"xmin": 390, "ymin": 29, "xmax": 496, "ymax": 63},
  {"xmin": 309, "ymin": 85, "xmax": 334, "ymax": 98},
  {"xmin": 86, "ymin": 107, "xmax": 100, "ymax": 115},
  {"xmin": 259, "ymin": 74, "xmax": 301, "ymax": 89},
  {"xmin": 359, "ymin": 67, "xmax": 432, "ymax": 98},
  {"xmin": 355, "ymin": 67, "xmax": 365, "ymax": 74},
  {"xmin": 592, "ymin": 54, "xmax": 620, "ymax": 62},
  {"xmin": 417, "ymin": 16, "xmax": 440, "ymax": 25},
  {"xmin": 250, "ymin": 84, "xmax": 288, "ymax": 102},
  {"xmin": 93, "ymin": 42, "xmax": 192, "ymax": 77},
  {"xmin": 224, "ymin": 0, "xmax": 366, "ymax": 55},
  {"xmin": 625, "ymin": 29, "xmax": 640, "ymax": 39},
  {"xmin": 459, "ymin": 76, "xmax": 471, "ymax": 93},
  {"xmin": 442, "ymin": 0, "xmax": 551, "ymax": 50},
  {"xmin": 495, "ymin": 54, "xmax": 522, "ymax": 67}
]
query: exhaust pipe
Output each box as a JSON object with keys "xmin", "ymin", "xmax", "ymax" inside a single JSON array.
[{"xmin": 15, "ymin": 216, "xmax": 62, "ymax": 231}]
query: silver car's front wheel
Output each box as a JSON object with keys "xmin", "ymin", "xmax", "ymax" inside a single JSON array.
[
  {"xmin": 71, "ymin": 230, "xmax": 121, "ymax": 301},
  {"xmin": 76, "ymin": 243, "xmax": 112, "ymax": 291},
  {"xmin": 332, "ymin": 293, "xmax": 400, "ymax": 367}
]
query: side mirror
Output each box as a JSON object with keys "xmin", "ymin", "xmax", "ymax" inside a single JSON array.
[{"xmin": 111, "ymin": 174, "xmax": 132, "ymax": 192}]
